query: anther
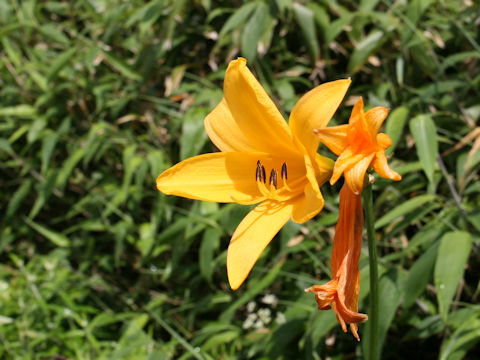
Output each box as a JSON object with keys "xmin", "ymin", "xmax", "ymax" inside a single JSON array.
[
  {"xmin": 281, "ymin": 162, "xmax": 288, "ymax": 180},
  {"xmin": 261, "ymin": 165, "xmax": 266, "ymax": 183},
  {"xmin": 256, "ymin": 161, "xmax": 262, "ymax": 182},
  {"xmin": 269, "ymin": 169, "xmax": 278, "ymax": 188}
]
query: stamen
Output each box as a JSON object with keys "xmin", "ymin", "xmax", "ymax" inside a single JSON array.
[
  {"xmin": 256, "ymin": 161, "xmax": 262, "ymax": 182},
  {"xmin": 261, "ymin": 165, "xmax": 266, "ymax": 183},
  {"xmin": 269, "ymin": 169, "xmax": 278, "ymax": 189},
  {"xmin": 281, "ymin": 162, "xmax": 288, "ymax": 180}
]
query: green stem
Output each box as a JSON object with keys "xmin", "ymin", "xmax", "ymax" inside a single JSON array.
[{"xmin": 363, "ymin": 181, "xmax": 378, "ymax": 360}]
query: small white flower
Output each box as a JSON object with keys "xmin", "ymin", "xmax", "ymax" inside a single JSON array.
[
  {"xmin": 257, "ymin": 308, "xmax": 272, "ymax": 324},
  {"xmin": 275, "ymin": 312, "xmax": 286, "ymax": 325},
  {"xmin": 261, "ymin": 294, "xmax": 278, "ymax": 307}
]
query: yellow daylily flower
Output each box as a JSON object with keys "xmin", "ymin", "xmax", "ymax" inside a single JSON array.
[
  {"xmin": 314, "ymin": 97, "xmax": 401, "ymax": 194},
  {"xmin": 156, "ymin": 58, "xmax": 351, "ymax": 290}
]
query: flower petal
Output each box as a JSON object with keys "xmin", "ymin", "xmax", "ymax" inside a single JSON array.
[
  {"xmin": 204, "ymin": 98, "xmax": 257, "ymax": 152},
  {"xmin": 290, "ymin": 79, "xmax": 351, "ymax": 155},
  {"xmin": 227, "ymin": 200, "xmax": 293, "ymax": 290},
  {"xmin": 344, "ymin": 153, "xmax": 375, "ymax": 194},
  {"xmin": 223, "ymin": 58, "xmax": 298, "ymax": 154},
  {"xmin": 372, "ymin": 151, "xmax": 402, "ymax": 181},
  {"xmin": 157, "ymin": 152, "xmax": 304, "ymax": 203},
  {"xmin": 313, "ymin": 153, "xmax": 335, "ymax": 185},
  {"xmin": 365, "ymin": 106, "xmax": 389, "ymax": 135},
  {"xmin": 314, "ymin": 125, "xmax": 349, "ymax": 155},
  {"xmin": 291, "ymin": 182, "xmax": 324, "ymax": 223},
  {"xmin": 376, "ymin": 133, "xmax": 392, "ymax": 150},
  {"xmin": 330, "ymin": 147, "xmax": 364, "ymax": 185}
]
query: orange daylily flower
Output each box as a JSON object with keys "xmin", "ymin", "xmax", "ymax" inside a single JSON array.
[
  {"xmin": 307, "ymin": 98, "xmax": 401, "ymax": 340},
  {"xmin": 305, "ymin": 184, "xmax": 368, "ymax": 340},
  {"xmin": 314, "ymin": 97, "xmax": 401, "ymax": 194},
  {"xmin": 156, "ymin": 58, "xmax": 351, "ymax": 290}
]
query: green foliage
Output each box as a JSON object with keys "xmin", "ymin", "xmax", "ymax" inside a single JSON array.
[{"xmin": 0, "ymin": 0, "xmax": 479, "ymax": 359}]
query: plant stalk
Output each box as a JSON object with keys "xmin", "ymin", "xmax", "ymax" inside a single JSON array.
[{"xmin": 363, "ymin": 179, "xmax": 378, "ymax": 360}]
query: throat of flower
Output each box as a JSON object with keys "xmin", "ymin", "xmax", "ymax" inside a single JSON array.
[{"xmin": 230, "ymin": 160, "xmax": 304, "ymax": 205}]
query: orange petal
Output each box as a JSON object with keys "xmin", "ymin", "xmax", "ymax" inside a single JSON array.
[
  {"xmin": 330, "ymin": 148, "xmax": 364, "ymax": 185},
  {"xmin": 344, "ymin": 153, "xmax": 375, "ymax": 194},
  {"xmin": 289, "ymin": 79, "xmax": 351, "ymax": 155},
  {"xmin": 347, "ymin": 98, "xmax": 376, "ymax": 148},
  {"xmin": 223, "ymin": 58, "xmax": 298, "ymax": 155},
  {"xmin": 372, "ymin": 151, "xmax": 402, "ymax": 181},
  {"xmin": 227, "ymin": 200, "xmax": 293, "ymax": 290},
  {"xmin": 365, "ymin": 106, "xmax": 390, "ymax": 135},
  {"xmin": 314, "ymin": 125, "xmax": 349, "ymax": 155},
  {"xmin": 376, "ymin": 132, "xmax": 392, "ymax": 150}
]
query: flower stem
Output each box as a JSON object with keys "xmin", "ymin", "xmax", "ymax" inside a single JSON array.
[{"xmin": 363, "ymin": 180, "xmax": 378, "ymax": 360}]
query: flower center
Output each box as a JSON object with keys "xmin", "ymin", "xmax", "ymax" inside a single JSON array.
[{"xmin": 255, "ymin": 160, "xmax": 298, "ymax": 200}]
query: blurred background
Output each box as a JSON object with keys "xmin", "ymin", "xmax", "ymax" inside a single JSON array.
[{"xmin": 0, "ymin": 0, "xmax": 479, "ymax": 359}]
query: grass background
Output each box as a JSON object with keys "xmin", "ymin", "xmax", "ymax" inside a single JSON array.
[{"xmin": 0, "ymin": 0, "xmax": 479, "ymax": 359}]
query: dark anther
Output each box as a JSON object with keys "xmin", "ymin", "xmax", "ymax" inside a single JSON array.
[
  {"xmin": 281, "ymin": 162, "xmax": 288, "ymax": 180},
  {"xmin": 256, "ymin": 161, "xmax": 262, "ymax": 182},
  {"xmin": 269, "ymin": 169, "xmax": 278, "ymax": 188},
  {"xmin": 261, "ymin": 165, "xmax": 266, "ymax": 183}
]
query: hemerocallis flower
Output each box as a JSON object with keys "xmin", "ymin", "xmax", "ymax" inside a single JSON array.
[
  {"xmin": 314, "ymin": 97, "xmax": 401, "ymax": 194},
  {"xmin": 305, "ymin": 183, "xmax": 367, "ymax": 340},
  {"xmin": 156, "ymin": 58, "xmax": 351, "ymax": 290},
  {"xmin": 306, "ymin": 98, "xmax": 401, "ymax": 340}
]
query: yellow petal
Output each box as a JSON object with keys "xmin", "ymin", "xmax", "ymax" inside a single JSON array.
[
  {"xmin": 314, "ymin": 125, "xmax": 349, "ymax": 155},
  {"xmin": 330, "ymin": 148, "xmax": 363, "ymax": 185},
  {"xmin": 376, "ymin": 133, "xmax": 392, "ymax": 150},
  {"xmin": 290, "ymin": 79, "xmax": 351, "ymax": 155},
  {"xmin": 365, "ymin": 106, "xmax": 389, "ymax": 135},
  {"xmin": 291, "ymin": 182, "xmax": 324, "ymax": 223},
  {"xmin": 227, "ymin": 200, "xmax": 293, "ymax": 290},
  {"xmin": 344, "ymin": 154, "xmax": 375, "ymax": 194},
  {"xmin": 204, "ymin": 98, "xmax": 258, "ymax": 152},
  {"xmin": 157, "ymin": 152, "xmax": 307, "ymax": 203},
  {"xmin": 313, "ymin": 153, "xmax": 335, "ymax": 185},
  {"xmin": 372, "ymin": 151, "xmax": 402, "ymax": 181},
  {"xmin": 223, "ymin": 58, "xmax": 298, "ymax": 154}
]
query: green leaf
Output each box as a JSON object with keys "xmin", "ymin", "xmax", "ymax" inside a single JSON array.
[
  {"xmin": 241, "ymin": 2, "xmax": 269, "ymax": 62},
  {"xmin": 434, "ymin": 231, "xmax": 472, "ymax": 320},
  {"xmin": 0, "ymin": 104, "xmax": 36, "ymax": 118},
  {"xmin": 219, "ymin": 2, "xmax": 257, "ymax": 37},
  {"xmin": 27, "ymin": 118, "xmax": 47, "ymax": 143},
  {"xmin": 180, "ymin": 107, "xmax": 209, "ymax": 160},
  {"xmin": 103, "ymin": 52, "xmax": 142, "ymax": 81},
  {"xmin": 199, "ymin": 228, "xmax": 221, "ymax": 284},
  {"xmin": 292, "ymin": 3, "xmax": 319, "ymax": 63},
  {"xmin": 409, "ymin": 114, "xmax": 438, "ymax": 185},
  {"xmin": 56, "ymin": 147, "xmax": 85, "ymax": 190},
  {"xmin": 325, "ymin": 14, "xmax": 353, "ymax": 44},
  {"xmin": 363, "ymin": 270, "xmax": 403, "ymax": 360},
  {"xmin": 308, "ymin": 3, "xmax": 329, "ymax": 36},
  {"xmin": 385, "ymin": 106, "xmax": 408, "ymax": 155},
  {"xmin": 5, "ymin": 179, "xmax": 32, "ymax": 220},
  {"xmin": 348, "ymin": 30, "xmax": 384, "ymax": 73},
  {"xmin": 23, "ymin": 217, "xmax": 70, "ymax": 247},
  {"xmin": 439, "ymin": 315, "xmax": 480, "ymax": 360},
  {"xmin": 29, "ymin": 170, "xmax": 58, "ymax": 219},
  {"xmin": 404, "ymin": 241, "xmax": 439, "ymax": 308},
  {"xmin": 47, "ymin": 48, "xmax": 77, "ymax": 82},
  {"xmin": 406, "ymin": 0, "xmax": 434, "ymax": 24},
  {"xmin": 41, "ymin": 132, "xmax": 58, "ymax": 174},
  {"xmin": 375, "ymin": 194, "xmax": 437, "ymax": 229}
]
